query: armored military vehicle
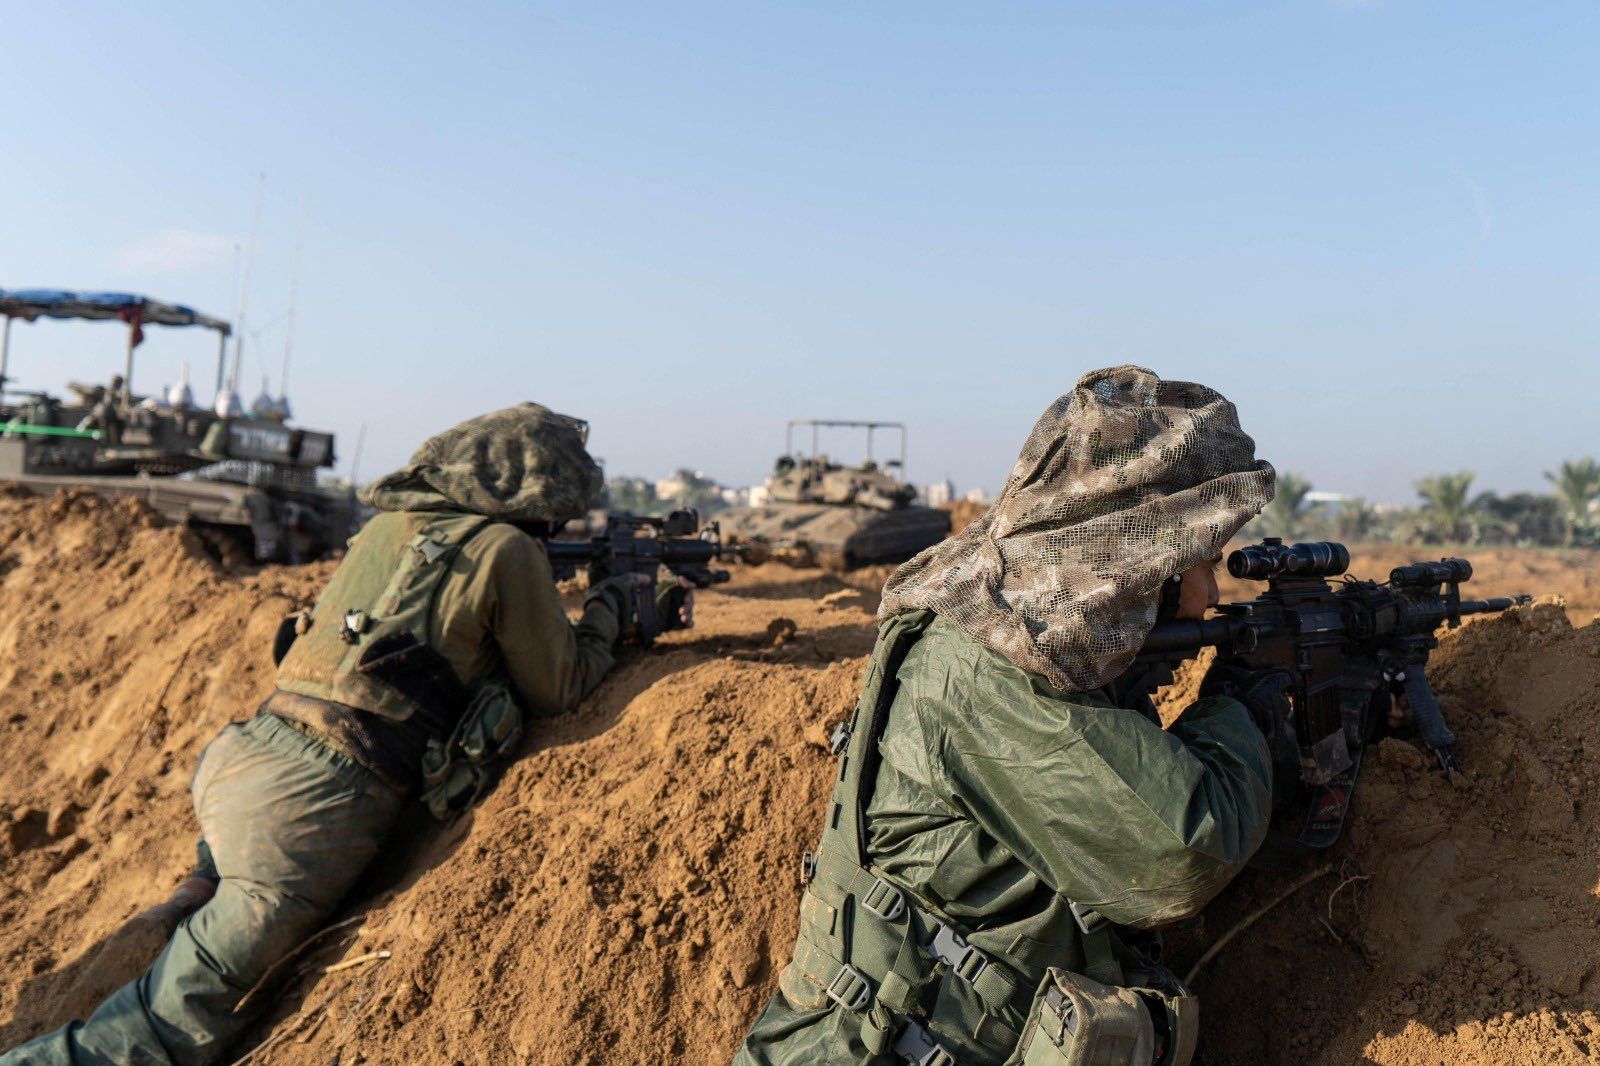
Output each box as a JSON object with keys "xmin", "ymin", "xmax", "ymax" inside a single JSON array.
[
  {"xmin": 718, "ymin": 420, "xmax": 950, "ymax": 569},
  {"xmin": 0, "ymin": 289, "xmax": 352, "ymax": 561}
]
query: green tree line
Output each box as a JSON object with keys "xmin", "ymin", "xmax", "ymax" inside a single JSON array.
[{"xmin": 1254, "ymin": 459, "xmax": 1600, "ymax": 549}]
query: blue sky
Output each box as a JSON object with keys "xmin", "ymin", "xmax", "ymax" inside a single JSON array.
[{"xmin": 2, "ymin": 1, "xmax": 1596, "ymax": 502}]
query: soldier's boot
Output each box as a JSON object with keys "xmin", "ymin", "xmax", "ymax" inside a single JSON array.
[{"xmin": 135, "ymin": 876, "xmax": 220, "ymax": 938}]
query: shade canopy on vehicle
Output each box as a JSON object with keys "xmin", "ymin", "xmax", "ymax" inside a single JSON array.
[
  {"xmin": 0, "ymin": 290, "xmax": 231, "ymax": 334},
  {"xmin": 0, "ymin": 288, "xmax": 233, "ymax": 399}
]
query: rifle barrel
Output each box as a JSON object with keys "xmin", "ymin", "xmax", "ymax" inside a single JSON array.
[
  {"xmin": 1139, "ymin": 617, "xmax": 1248, "ymax": 654},
  {"xmin": 1460, "ymin": 595, "xmax": 1529, "ymax": 614},
  {"xmin": 545, "ymin": 540, "xmax": 595, "ymax": 564},
  {"xmin": 544, "ymin": 536, "xmax": 729, "ymax": 567}
]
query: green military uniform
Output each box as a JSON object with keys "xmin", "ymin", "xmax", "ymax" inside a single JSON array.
[
  {"xmin": 736, "ymin": 614, "xmax": 1270, "ymax": 1065},
  {"xmin": 740, "ymin": 367, "xmax": 1279, "ymax": 1064},
  {"xmin": 2, "ymin": 404, "xmax": 621, "ymax": 1066}
]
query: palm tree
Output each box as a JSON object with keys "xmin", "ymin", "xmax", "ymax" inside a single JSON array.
[
  {"xmin": 1415, "ymin": 471, "xmax": 1475, "ymax": 544},
  {"xmin": 1336, "ymin": 496, "xmax": 1378, "ymax": 542},
  {"xmin": 1545, "ymin": 458, "xmax": 1600, "ymax": 546},
  {"xmin": 1263, "ymin": 472, "xmax": 1315, "ymax": 540}
]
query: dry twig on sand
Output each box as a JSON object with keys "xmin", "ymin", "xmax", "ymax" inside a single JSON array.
[
  {"xmin": 323, "ymin": 949, "xmax": 391, "ymax": 974},
  {"xmin": 233, "ymin": 914, "xmax": 367, "ymax": 1014},
  {"xmin": 1327, "ymin": 870, "xmax": 1372, "ymax": 922},
  {"xmin": 1184, "ymin": 864, "xmax": 1334, "ymax": 987},
  {"xmin": 327, "ymin": 971, "xmax": 388, "ymax": 1057}
]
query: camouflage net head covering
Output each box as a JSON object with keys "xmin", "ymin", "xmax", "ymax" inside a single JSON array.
[
  {"xmin": 361, "ymin": 403, "xmax": 602, "ymax": 522},
  {"xmin": 880, "ymin": 365, "xmax": 1275, "ymax": 694}
]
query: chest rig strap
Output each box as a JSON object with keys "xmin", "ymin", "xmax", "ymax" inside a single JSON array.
[
  {"xmin": 795, "ymin": 612, "xmax": 1125, "ymax": 1064},
  {"xmin": 371, "ymin": 515, "xmax": 496, "ymax": 631}
]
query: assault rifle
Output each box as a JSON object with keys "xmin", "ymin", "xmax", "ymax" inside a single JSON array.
[
  {"xmin": 545, "ymin": 509, "xmax": 741, "ymax": 646},
  {"xmin": 1134, "ymin": 538, "xmax": 1528, "ymax": 848}
]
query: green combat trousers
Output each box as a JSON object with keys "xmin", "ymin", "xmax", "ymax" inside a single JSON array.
[{"xmin": 1, "ymin": 713, "xmax": 403, "ymax": 1065}]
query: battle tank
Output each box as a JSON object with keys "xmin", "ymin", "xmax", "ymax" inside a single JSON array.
[
  {"xmin": 0, "ymin": 289, "xmax": 354, "ymax": 561},
  {"xmin": 718, "ymin": 420, "xmax": 950, "ymax": 569}
]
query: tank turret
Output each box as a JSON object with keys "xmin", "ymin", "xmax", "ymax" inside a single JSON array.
[{"xmin": 718, "ymin": 420, "xmax": 949, "ymax": 569}]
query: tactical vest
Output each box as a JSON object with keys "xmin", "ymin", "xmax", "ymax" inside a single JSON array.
[
  {"xmin": 779, "ymin": 611, "xmax": 1146, "ymax": 1066},
  {"xmin": 276, "ymin": 511, "xmax": 493, "ymax": 725}
]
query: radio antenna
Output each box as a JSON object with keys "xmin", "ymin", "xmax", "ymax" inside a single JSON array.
[
  {"xmin": 278, "ymin": 190, "xmax": 305, "ymax": 419},
  {"xmin": 226, "ymin": 173, "xmax": 266, "ymax": 405}
]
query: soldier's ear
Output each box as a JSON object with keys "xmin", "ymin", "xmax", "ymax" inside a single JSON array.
[{"xmin": 1156, "ymin": 573, "xmax": 1183, "ymax": 621}]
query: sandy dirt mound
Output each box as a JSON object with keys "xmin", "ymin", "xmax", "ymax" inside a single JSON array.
[
  {"xmin": 1171, "ymin": 599, "xmax": 1600, "ymax": 1064},
  {"xmin": 0, "ymin": 488, "xmax": 332, "ymax": 1049},
  {"xmin": 1, "ymin": 498, "xmax": 1598, "ymax": 1065}
]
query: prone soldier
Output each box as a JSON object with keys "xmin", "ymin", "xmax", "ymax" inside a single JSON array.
[{"xmin": 0, "ymin": 402, "xmax": 680, "ymax": 1065}]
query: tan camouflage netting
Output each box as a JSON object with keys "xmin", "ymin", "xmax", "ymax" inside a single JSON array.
[
  {"xmin": 361, "ymin": 403, "xmax": 603, "ymax": 523},
  {"xmin": 880, "ymin": 365, "xmax": 1275, "ymax": 694}
]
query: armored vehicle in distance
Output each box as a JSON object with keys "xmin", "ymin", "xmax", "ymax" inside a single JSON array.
[
  {"xmin": 718, "ymin": 420, "xmax": 950, "ymax": 570},
  {"xmin": 0, "ymin": 289, "xmax": 351, "ymax": 561}
]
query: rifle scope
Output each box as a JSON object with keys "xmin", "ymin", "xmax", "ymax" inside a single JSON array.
[
  {"xmin": 1390, "ymin": 558, "xmax": 1472, "ymax": 588},
  {"xmin": 1227, "ymin": 539, "xmax": 1350, "ymax": 581}
]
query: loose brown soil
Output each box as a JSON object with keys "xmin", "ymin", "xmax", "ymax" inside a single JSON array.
[{"xmin": 1, "ymin": 490, "xmax": 1598, "ymax": 1064}]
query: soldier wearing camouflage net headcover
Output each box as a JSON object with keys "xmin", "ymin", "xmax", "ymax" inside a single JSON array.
[
  {"xmin": 881, "ymin": 364, "xmax": 1275, "ymax": 693},
  {"xmin": 3, "ymin": 404, "xmax": 647, "ymax": 1066},
  {"xmin": 739, "ymin": 367, "xmax": 1280, "ymax": 1066},
  {"xmin": 359, "ymin": 402, "xmax": 604, "ymax": 522}
]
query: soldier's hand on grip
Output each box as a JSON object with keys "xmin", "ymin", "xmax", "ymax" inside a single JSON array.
[
  {"xmin": 1200, "ymin": 659, "xmax": 1294, "ymax": 748},
  {"xmin": 655, "ymin": 577, "xmax": 696, "ymax": 632}
]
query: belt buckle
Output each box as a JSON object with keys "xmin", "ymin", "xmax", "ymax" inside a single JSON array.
[
  {"xmin": 928, "ymin": 921, "xmax": 989, "ymax": 984},
  {"xmin": 861, "ymin": 876, "xmax": 905, "ymax": 922},
  {"xmin": 825, "ymin": 964, "xmax": 873, "ymax": 1012},
  {"xmin": 893, "ymin": 1019, "xmax": 955, "ymax": 1066},
  {"xmin": 1070, "ymin": 900, "xmax": 1109, "ymax": 936},
  {"xmin": 952, "ymin": 943, "xmax": 988, "ymax": 983}
]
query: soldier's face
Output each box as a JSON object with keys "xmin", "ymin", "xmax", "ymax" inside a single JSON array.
[{"xmin": 1173, "ymin": 557, "xmax": 1221, "ymax": 620}]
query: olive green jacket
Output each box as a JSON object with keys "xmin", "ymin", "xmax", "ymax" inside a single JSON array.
[
  {"xmin": 738, "ymin": 614, "xmax": 1271, "ymax": 1065},
  {"xmin": 278, "ymin": 512, "xmax": 619, "ymax": 719},
  {"xmin": 419, "ymin": 520, "xmax": 619, "ymax": 717}
]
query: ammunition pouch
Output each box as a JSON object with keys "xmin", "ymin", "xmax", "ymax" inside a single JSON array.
[
  {"xmin": 1008, "ymin": 969, "xmax": 1196, "ymax": 1066},
  {"xmin": 355, "ymin": 632, "xmax": 470, "ymax": 740},
  {"xmin": 419, "ymin": 678, "xmax": 523, "ymax": 821}
]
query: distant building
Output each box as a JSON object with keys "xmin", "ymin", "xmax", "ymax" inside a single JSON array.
[
  {"xmin": 1302, "ymin": 491, "xmax": 1360, "ymax": 518},
  {"xmin": 654, "ymin": 473, "xmax": 691, "ymax": 502},
  {"xmin": 923, "ymin": 479, "xmax": 956, "ymax": 508},
  {"xmin": 962, "ymin": 487, "xmax": 988, "ymax": 504},
  {"xmin": 747, "ymin": 484, "xmax": 770, "ymax": 507}
]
